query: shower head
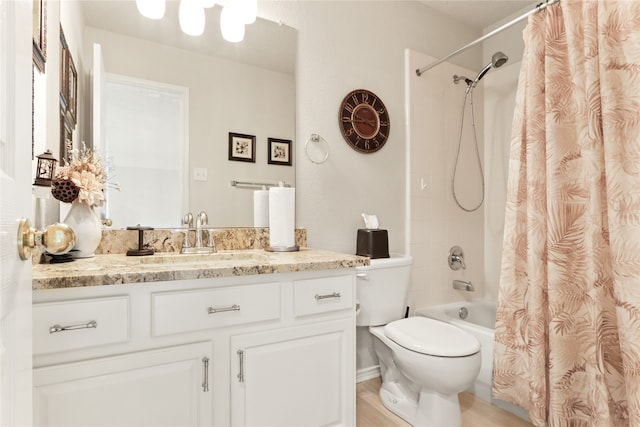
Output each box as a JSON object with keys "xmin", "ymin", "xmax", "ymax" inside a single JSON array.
[
  {"xmin": 470, "ymin": 51, "xmax": 509, "ymax": 88},
  {"xmin": 492, "ymin": 51, "xmax": 508, "ymax": 68}
]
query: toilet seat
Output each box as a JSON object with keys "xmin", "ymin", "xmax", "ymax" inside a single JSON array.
[{"xmin": 384, "ymin": 317, "xmax": 480, "ymax": 357}]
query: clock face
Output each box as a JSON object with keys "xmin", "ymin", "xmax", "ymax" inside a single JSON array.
[{"xmin": 339, "ymin": 89, "xmax": 390, "ymax": 153}]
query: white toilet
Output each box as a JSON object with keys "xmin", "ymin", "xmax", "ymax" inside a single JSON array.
[{"xmin": 356, "ymin": 255, "xmax": 481, "ymax": 427}]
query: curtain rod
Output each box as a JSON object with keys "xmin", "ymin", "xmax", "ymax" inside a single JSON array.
[{"xmin": 415, "ymin": 0, "xmax": 560, "ymax": 77}]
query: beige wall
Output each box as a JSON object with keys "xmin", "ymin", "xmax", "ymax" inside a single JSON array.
[{"xmin": 259, "ymin": 1, "xmax": 481, "ymax": 255}]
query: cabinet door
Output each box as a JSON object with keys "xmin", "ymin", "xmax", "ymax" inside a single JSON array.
[
  {"xmin": 34, "ymin": 342, "xmax": 212, "ymax": 427},
  {"xmin": 231, "ymin": 318, "xmax": 354, "ymax": 427}
]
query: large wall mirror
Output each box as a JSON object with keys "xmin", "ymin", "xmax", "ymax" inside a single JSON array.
[{"xmin": 77, "ymin": 0, "xmax": 296, "ymax": 228}]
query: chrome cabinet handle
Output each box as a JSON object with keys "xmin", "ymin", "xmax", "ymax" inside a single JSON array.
[
  {"xmin": 315, "ymin": 292, "xmax": 341, "ymax": 300},
  {"xmin": 237, "ymin": 350, "xmax": 245, "ymax": 383},
  {"xmin": 202, "ymin": 357, "xmax": 210, "ymax": 392},
  {"xmin": 49, "ymin": 320, "xmax": 97, "ymax": 334},
  {"xmin": 207, "ymin": 304, "xmax": 240, "ymax": 314}
]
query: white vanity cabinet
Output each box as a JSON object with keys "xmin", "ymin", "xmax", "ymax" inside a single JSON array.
[{"xmin": 32, "ymin": 269, "xmax": 356, "ymax": 427}]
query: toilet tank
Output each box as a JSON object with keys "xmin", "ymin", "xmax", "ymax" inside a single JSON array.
[{"xmin": 355, "ymin": 254, "xmax": 413, "ymax": 326}]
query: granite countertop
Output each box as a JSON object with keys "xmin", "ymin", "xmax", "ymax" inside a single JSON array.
[{"xmin": 33, "ymin": 248, "xmax": 370, "ymax": 290}]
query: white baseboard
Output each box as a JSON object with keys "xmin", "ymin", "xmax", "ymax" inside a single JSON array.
[{"xmin": 356, "ymin": 365, "xmax": 380, "ymax": 383}]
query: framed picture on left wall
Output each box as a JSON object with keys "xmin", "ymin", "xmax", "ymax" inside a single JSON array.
[
  {"xmin": 228, "ymin": 132, "xmax": 256, "ymax": 163},
  {"xmin": 32, "ymin": 0, "xmax": 47, "ymax": 73}
]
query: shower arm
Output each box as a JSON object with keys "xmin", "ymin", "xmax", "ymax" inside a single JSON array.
[{"xmin": 415, "ymin": 0, "xmax": 560, "ymax": 76}]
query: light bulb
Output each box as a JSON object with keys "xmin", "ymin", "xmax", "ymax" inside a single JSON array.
[
  {"xmin": 136, "ymin": 0, "xmax": 165, "ymax": 19},
  {"xmin": 201, "ymin": 0, "xmax": 216, "ymax": 8},
  {"xmin": 179, "ymin": 0, "xmax": 205, "ymax": 36},
  {"xmin": 238, "ymin": 0, "xmax": 257, "ymax": 25},
  {"xmin": 220, "ymin": 5, "xmax": 245, "ymax": 43}
]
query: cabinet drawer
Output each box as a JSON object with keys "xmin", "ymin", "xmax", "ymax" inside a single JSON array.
[
  {"xmin": 294, "ymin": 275, "xmax": 354, "ymax": 317},
  {"xmin": 33, "ymin": 296, "xmax": 129, "ymax": 356},
  {"xmin": 152, "ymin": 282, "xmax": 280, "ymax": 336}
]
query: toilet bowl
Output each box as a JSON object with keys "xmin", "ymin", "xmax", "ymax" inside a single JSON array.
[{"xmin": 356, "ymin": 255, "xmax": 481, "ymax": 427}]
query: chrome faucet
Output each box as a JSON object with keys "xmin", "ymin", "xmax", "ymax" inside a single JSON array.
[
  {"xmin": 180, "ymin": 211, "xmax": 216, "ymax": 253},
  {"xmin": 453, "ymin": 280, "xmax": 475, "ymax": 292}
]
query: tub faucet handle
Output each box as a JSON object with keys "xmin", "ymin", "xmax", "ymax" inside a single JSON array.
[{"xmin": 448, "ymin": 246, "xmax": 466, "ymax": 270}]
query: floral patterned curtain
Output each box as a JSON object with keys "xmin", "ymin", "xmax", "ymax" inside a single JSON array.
[{"xmin": 493, "ymin": 1, "xmax": 640, "ymax": 426}]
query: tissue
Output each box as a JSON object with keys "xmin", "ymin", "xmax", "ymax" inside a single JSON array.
[
  {"xmin": 269, "ymin": 185, "xmax": 295, "ymax": 248},
  {"xmin": 361, "ymin": 213, "xmax": 379, "ymax": 229},
  {"xmin": 253, "ymin": 189, "xmax": 269, "ymax": 227}
]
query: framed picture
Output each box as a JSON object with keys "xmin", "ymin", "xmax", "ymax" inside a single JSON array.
[
  {"xmin": 59, "ymin": 26, "xmax": 68, "ymax": 111},
  {"xmin": 267, "ymin": 138, "xmax": 292, "ymax": 166},
  {"xmin": 32, "ymin": 0, "xmax": 47, "ymax": 73},
  {"xmin": 228, "ymin": 132, "xmax": 256, "ymax": 163},
  {"xmin": 66, "ymin": 50, "xmax": 77, "ymax": 128}
]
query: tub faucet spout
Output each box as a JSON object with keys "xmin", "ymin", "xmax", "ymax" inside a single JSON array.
[{"xmin": 453, "ymin": 280, "xmax": 474, "ymax": 292}]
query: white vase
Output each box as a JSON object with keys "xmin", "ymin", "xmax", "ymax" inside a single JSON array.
[{"xmin": 63, "ymin": 200, "xmax": 102, "ymax": 258}]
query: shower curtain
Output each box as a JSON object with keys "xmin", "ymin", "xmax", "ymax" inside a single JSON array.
[{"xmin": 493, "ymin": 1, "xmax": 640, "ymax": 426}]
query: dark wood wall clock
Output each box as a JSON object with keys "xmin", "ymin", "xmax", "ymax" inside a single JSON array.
[{"xmin": 339, "ymin": 89, "xmax": 390, "ymax": 153}]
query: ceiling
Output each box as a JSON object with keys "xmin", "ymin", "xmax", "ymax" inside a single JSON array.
[{"xmin": 419, "ymin": 0, "xmax": 534, "ymax": 30}]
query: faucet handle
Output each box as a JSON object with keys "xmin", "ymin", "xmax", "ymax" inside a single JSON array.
[
  {"xmin": 197, "ymin": 211, "xmax": 208, "ymax": 227},
  {"xmin": 448, "ymin": 245, "xmax": 466, "ymax": 270},
  {"xmin": 182, "ymin": 212, "xmax": 194, "ymax": 228}
]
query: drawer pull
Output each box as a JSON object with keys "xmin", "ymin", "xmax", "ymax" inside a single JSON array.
[
  {"xmin": 202, "ymin": 357, "xmax": 210, "ymax": 392},
  {"xmin": 207, "ymin": 304, "xmax": 241, "ymax": 314},
  {"xmin": 237, "ymin": 350, "xmax": 245, "ymax": 383},
  {"xmin": 315, "ymin": 292, "xmax": 341, "ymax": 301},
  {"xmin": 49, "ymin": 320, "xmax": 97, "ymax": 334}
]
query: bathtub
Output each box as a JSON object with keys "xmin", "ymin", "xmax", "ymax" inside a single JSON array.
[{"xmin": 415, "ymin": 300, "xmax": 529, "ymax": 420}]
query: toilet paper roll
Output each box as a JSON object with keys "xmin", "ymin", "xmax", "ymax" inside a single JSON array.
[
  {"xmin": 253, "ymin": 190, "xmax": 269, "ymax": 227},
  {"xmin": 269, "ymin": 186, "xmax": 295, "ymax": 248}
]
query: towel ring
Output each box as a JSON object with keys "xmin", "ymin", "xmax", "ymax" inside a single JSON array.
[{"xmin": 304, "ymin": 134, "xmax": 329, "ymax": 164}]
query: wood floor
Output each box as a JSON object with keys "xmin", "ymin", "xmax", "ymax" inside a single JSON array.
[{"xmin": 356, "ymin": 377, "xmax": 535, "ymax": 427}]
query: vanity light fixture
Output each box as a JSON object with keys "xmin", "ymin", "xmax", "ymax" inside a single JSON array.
[
  {"xmin": 136, "ymin": 0, "xmax": 257, "ymax": 42},
  {"xmin": 220, "ymin": 4, "xmax": 245, "ymax": 43},
  {"xmin": 179, "ymin": 0, "xmax": 206, "ymax": 36},
  {"xmin": 136, "ymin": 0, "xmax": 166, "ymax": 20}
]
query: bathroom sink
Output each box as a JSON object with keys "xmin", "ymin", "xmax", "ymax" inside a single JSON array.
[{"xmin": 139, "ymin": 251, "xmax": 269, "ymax": 265}]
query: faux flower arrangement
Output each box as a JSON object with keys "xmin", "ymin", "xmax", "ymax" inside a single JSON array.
[{"xmin": 51, "ymin": 145, "xmax": 109, "ymax": 207}]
